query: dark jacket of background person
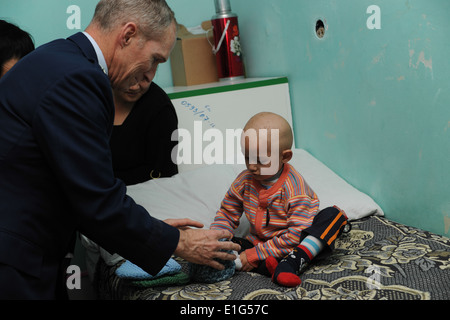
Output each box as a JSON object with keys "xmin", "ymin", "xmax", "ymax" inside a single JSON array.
[{"xmin": 110, "ymin": 82, "xmax": 179, "ymax": 185}]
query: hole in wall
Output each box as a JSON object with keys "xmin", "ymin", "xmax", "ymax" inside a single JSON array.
[{"xmin": 315, "ymin": 19, "xmax": 325, "ymax": 39}]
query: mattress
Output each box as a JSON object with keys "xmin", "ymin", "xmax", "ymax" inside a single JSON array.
[{"xmin": 94, "ymin": 216, "xmax": 450, "ymax": 300}]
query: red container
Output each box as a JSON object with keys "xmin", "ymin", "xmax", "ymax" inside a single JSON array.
[{"xmin": 211, "ymin": 2, "xmax": 245, "ymax": 80}]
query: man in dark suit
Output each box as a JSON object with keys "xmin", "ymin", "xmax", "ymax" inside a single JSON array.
[{"xmin": 0, "ymin": 0, "xmax": 239, "ymax": 299}]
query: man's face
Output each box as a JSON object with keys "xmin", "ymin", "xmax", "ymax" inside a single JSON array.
[{"xmin": 109, "ymin": 23, "xmax": 176, "ymax": 100}]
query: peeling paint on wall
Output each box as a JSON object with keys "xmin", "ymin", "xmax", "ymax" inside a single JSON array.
[
  {"xmin": 416, "ymin": 51, "xmax": 432, "ymax": 70},
  {"xmin": 372, "ymin": 49, "xmax": 385, "ymax": 65},
  {"xmin": 408, "ymin": 40, "xmax": 433, "ymax": 76}
]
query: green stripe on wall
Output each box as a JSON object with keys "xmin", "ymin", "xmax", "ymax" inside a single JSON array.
[{"xmin": 166, "ymin": 77, "xmax": 288, "ymax": 100}]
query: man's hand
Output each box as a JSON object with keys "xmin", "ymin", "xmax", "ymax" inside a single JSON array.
[
  {"xmin": 174, "ymin": 227, "xmax": 241, "ymax": 270},
  {"xmin": 164, "ymin": 218, "xmax": 204, "ymax": 230}
]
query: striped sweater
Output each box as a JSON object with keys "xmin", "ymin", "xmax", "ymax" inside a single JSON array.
[{"xmin": 211, "ymin": 163, "xmax": 320, "ymax": 267}]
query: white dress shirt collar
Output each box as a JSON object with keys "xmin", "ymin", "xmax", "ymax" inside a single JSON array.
[{"xmin": 82, "ymin": 32, "xmax": 108, "ymax": 75}]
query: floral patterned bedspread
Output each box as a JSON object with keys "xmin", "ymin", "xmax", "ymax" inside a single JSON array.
[{"xmin": 94, "ymin": 216, "xmax": 450, "ymax": 300}]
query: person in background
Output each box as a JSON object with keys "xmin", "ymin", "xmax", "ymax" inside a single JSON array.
[
  {"xmin": 111, "ymin": 79, "xmax": 178, "ymax": 185},
  {"xmin": 0, "ymin": 19, "xmax": 34, "ymax": 78},
  {"xmin": 0, "ymin": 0, "xmax": 239, "ymax": 299}
]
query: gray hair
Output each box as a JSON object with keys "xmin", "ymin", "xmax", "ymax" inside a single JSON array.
[{"xmin": 92, "ymin": 0, "xmax": 176, "ymax": 39}]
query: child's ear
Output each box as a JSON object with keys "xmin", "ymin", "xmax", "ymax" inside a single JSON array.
[{"xmin": 281, "ymin": 149, "xmax": 293, "ymax": 163}]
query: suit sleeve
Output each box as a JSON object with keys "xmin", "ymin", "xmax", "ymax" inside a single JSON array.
[{"xmin": 32, "ymin": 67, "xmax": 179, "ymax": 275}]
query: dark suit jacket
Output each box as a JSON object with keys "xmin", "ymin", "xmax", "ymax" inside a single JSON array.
[{"xmin": 0, "ymin": 32, "xmax": 179, "ymax": 299}]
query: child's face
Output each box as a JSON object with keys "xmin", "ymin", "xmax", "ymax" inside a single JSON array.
[{"xmin": 241, "ymin": 129, "xmax": 283, "ymax": 181}]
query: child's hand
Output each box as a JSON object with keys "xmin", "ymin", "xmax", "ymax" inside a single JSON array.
[{"xmin": 239, "ymin": 251, "xmax": 255, "ymax": 272}]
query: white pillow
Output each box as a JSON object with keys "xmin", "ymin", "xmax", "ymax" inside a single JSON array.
[
  {"xmin": 289, "ymin": 149, "xmax": 384, "ymax": 220},
  {"xmin": 127, "ymin": 148, "xmax": 383, "ymax": 231}
]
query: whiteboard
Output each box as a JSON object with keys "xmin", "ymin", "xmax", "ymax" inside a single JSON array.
[{"xmin": 165, "ymin": 77, "xmax": 293, "ymax": 172}]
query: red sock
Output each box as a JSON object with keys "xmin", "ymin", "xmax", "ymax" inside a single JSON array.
[
  {"xmin": 271, "ymin": 246, "xmax": 311, "ymax": 287},
  {"xmin": 266, "ymin": 255, "xmax": 302, "ymax": 287},
  {"xmin": 275, "ymin": 272, "xmax": 302, "ymax": 287}
]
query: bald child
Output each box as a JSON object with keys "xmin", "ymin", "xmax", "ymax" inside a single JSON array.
[
  {"xmin": 211, "ymin": 112, "xmax": 349, "ymax": 286},
  {"xmin": 211, "ymin": 112, "xmax": 318, "ymax": 272}
]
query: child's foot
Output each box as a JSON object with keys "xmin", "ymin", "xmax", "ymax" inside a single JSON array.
[{"xmin": 271, "ymin": 247, "xmax": 310, "ymax": 287}]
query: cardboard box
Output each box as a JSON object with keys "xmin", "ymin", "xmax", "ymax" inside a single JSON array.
[{"xmin": 170, "ymin": 22, "xmax": 218, "ymax": 86}]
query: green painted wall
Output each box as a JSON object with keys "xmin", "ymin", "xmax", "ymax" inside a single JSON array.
[{"xmin": 1, "ymin": 0, "xmax": 449, "ymax": 237}]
